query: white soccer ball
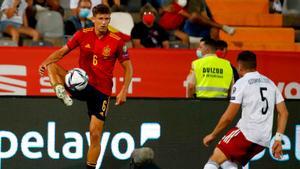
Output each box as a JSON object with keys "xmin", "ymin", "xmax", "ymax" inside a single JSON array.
[{"xmin": 65, "ymin": 68, "xmax": 88, "ymax": 91}]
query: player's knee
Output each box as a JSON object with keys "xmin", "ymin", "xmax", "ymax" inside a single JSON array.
[
  {"xmin": 209, "ymin": 148, "xmax": 228, "ymax": 164},
  {"xmin": 89, "ymin": 129, "xmax": 101, "ymax": 145}
]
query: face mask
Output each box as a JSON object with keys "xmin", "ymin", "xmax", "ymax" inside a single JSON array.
[
  {"xmin": 177, "ymin": 0, "xmax": 187, "ymax": 7},
  {"xmin": 215, "ymin": 50, "xmax": 224, "ymax": 58},
  {"xmin": 142, "ymin": 13, "xmax": 155, "ymax": 26},
  {"xmin": 79, "ymin": 8, "xmax": 90, "ymax": 18},
  {"xmin": 196, "ymin": 49, "xmax": 203, "ymax": 58}
]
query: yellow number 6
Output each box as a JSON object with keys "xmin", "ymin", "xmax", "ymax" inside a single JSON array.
[{"xmin": 93, "ymin": 55, "xmax": 98, "ymax": 66}]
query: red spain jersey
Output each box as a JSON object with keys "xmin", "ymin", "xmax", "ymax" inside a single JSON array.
[{"xmin": 67, "ymin": 27, "xmax": 129, "ymax": 96}]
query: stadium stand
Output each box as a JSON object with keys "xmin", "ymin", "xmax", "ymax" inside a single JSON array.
[
  {"xmin": 36, "ymin": 10, "xmax": 65, "ymax": 46},
  {"xmin": 0, "ymin": 39, "xmax": 18, "ymax": 46},
  {"xmin": 1, "ymin": 0, "xmax": 299, "ymax": 49},
  {"xmin": 206, "ymin": 0, "xmax": 300, "ymax": 51}
]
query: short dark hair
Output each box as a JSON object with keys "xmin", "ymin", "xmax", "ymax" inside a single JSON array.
[
  {"xmin": 237, "ymin": 51, "xmax": 257, "ymax": 69},
  {"xmin": 92, "ymin": 4, "xmax": 111, "ymax": 16},
  {"xmin": 200, "ymin": 38, "xmax": 217, "ymax": 51},
  {"xmin": 215, "ymin": 40, "xmax": 228, "ymax": 50}
]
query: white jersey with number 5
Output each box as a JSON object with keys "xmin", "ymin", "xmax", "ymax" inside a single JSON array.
[{"xmin": 230, "ymin": 71, "xmax": 284, "ymax": 147}]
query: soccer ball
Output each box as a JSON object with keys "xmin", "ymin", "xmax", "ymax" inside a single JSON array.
[{"xmin": 65, "ymin": 68, "xmax": 88, "ymax": 91}]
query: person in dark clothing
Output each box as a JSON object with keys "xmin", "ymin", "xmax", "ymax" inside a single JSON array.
[
  {"xmin": 64, "ymin": 0, "xmax": 94, "ymax": 35},
  {"xmin": 131, "ymin": 3, "xmax": 169, "ymax": 48}
]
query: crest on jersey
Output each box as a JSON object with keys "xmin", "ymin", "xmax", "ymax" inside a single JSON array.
[{"xmin": 102, "ymin": 45, "xmax": 111, "ymax": 57}]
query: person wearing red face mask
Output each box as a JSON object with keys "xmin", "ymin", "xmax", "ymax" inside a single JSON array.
[{"xmin": 131, "ymin": 3, "xmax": 169, "ymax": 48}]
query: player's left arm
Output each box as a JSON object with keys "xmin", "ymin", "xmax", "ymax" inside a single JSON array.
[
  {"xmin": 203, "ymin": 102, "xmax": 240, "ymax": 147},
  {"xmin": 115, "ymin": 60, "xmax": 133, "ymax": 105},
  {"xmin": 272, "ymin": 101, "xmax": 289, "ymax": 159}
]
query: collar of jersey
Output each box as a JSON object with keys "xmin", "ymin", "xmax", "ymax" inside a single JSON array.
[
  {"xmin": 244, "ymin": 71, "xmax": 259, "ymax": 77},
  {"xmin": 203, "ymin": 54, "xmax": 217, "ymax": 58}
]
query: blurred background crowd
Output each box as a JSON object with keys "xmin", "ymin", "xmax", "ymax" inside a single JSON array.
[{"xmin": 0, "ymin": 0, "xmax": 299, "ymax": 50}]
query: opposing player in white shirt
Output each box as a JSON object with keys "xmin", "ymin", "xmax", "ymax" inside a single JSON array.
[{"xmin": 202, "ymin": 51, "xmax": 289, "ymax": 169}]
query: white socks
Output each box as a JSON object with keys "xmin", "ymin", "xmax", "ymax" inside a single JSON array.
[
  {"xmin": 204, "ymin": 160, "xmax": 219, "ymax": 169},
  {"xmin": 204, "ymin": 160, "xmax": 237, "ymax": 169},
  {"xmin": 221, "ymin": 160, "xmax": 238, "ymax": 169}
]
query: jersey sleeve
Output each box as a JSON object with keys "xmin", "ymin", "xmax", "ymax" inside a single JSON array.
[
  {"xmin": 66, "ymin": 30, "xmax": 82, "ymax": 50},
  {"xmin": 230, "ymin": 81, "xmax": 244, "ymax": 104},
  {"xmin": 116, "ymin": 40, "xmax": 130, "ymax": 63},
  {"xmin": 275, "ymin": 87, "xmax": 284, "ymax": 104}
]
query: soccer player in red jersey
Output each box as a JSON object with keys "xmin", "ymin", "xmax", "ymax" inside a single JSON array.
[{"xmin": 39, "ymin": 4, "xmax": 133, "ymax": 169}]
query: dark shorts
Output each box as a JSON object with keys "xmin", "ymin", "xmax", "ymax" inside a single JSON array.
[
  {"xmin": 217, "ymin": 127, "xmax": 265, "ymax": 166},
  {"xmin": 183, "ymin": 20, "xmax": 210, "ymax": 38},
  {"xmin": 65, "ymin": 84, "xmax": 109, "ymax": 121}
]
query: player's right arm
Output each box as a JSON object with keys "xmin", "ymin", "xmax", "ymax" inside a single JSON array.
[
  {"xmin": 203, "ymin": 102, "xmax": 240, "ymax": 147},
  {"xmin": 39, "ymin": 30, "xmax": 83, "ymax": 76},
  {"xmin": 39, "ymin": 45, "xmax": 71, "ymax": 76}
]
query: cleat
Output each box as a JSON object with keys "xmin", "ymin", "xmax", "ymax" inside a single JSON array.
[{"xmin": 55, "ymin": 85, "xmax": 73, "ymax": 106}]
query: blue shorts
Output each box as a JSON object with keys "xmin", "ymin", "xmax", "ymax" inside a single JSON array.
[
  {"xmin": 183, "ymin": 20, "xmax": 210, "ymax": 38},
  {"xmin": 0, "ymin": 21, "xmax": 22, "ymax": 32},
  {"xmin": 65, "ymin": 84, "xmax": 110, "ymax": 121}
]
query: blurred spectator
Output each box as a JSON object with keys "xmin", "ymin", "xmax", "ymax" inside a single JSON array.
[
  {"xmin": 25, "ymin": 0, "xmax": 37, "ymax": 28},
  {"xmin": 34, "ymin": 0, "xmax": 64, "ymax": 16},
  {"xmin": 0, "ymin": 0, "xmax": 40, "ymax": 45},
  {"xmin": 46, "ymin": 0, "xmax": 64, "ymax": 16},
  {"xmin": 270, "ymin": 0, "xmax": 283, "ymax": 13},
  {"xmin": 183, "ymin": 0, "xmax": 235, "ymax": 40},
  {"xmin": 70, "ymin": 0, "xmax": 101, "ymax": 16},
  {"xmin": 158, "ymin": 0, "xmax": 189, "ymax": 46},
  {"xmin": 64, "ymin": 0, "xmax": 93, "ymax": 35},
  {"xmin": 215, "ymin": 40, "xmax": 239, "ymax": 83},
  {"xmin": 142, "ymin": 0, "xmax": 166, "ymax": 10},
  {"xmin": 130, "ymin": 147, "xmax": 161, "ymax": 169},
  {"xmin": 102, "ymin": 0, "xmax": 128, "ymax": 11},
  {"xmin": 186, "ymin": 38, "xmax": 233, "ymax": 98},
  {"xmin": 131, "ymin": 3, "xmax": 169, "ymax": 48},
  {"xmin": 26, "ymin": 0, "xmax": 64, "ymax": 29}
]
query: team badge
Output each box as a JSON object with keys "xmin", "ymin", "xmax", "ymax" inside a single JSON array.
[{"xmin": 102, "ymin": 45, "xmax": 111, "ymax": 58}]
